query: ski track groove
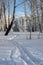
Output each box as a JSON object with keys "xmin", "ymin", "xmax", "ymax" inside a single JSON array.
[{"xmin": 12, "ymin": 42, "xmax": 36, "ymax": 65}]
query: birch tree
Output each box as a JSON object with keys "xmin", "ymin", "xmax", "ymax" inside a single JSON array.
[{"xmin": 5, "ymin": 0, "xmax": 16, "ymax": 35}]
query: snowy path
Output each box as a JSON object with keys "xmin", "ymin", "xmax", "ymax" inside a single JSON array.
[
  {"xmin": 0, "ymin": 32, "xmax": 43, "ymax": 65},
  {"xmin": 0, "ymin": 39, "xmax": 43, "ymax": 65}
]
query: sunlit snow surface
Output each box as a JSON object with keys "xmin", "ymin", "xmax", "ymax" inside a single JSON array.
[{"xmin": 0, "ymin": 32, "xmax": 43, "ymax": 65}]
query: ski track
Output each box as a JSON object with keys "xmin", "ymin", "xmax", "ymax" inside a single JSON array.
[
  {"xmin": 14, "ymin": 42, "xmax": 35, "ymax": 65},
  {"xmin": 12, "ymin": 41, "xmax": 43, "ymax": 65}
]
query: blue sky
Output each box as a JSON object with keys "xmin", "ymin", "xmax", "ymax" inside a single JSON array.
[
  {"xmin": 10, "ymin": 0, "xmax": 24, "ymax": 16},
  {"xmin": 9, "ymin": 0, "xmax": 31, "ymax": 17}
]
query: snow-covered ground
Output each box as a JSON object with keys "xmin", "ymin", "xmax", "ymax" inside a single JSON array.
[{"xmin": 0, "ymin": 32, "xmax": 43, "ymax": 65}]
